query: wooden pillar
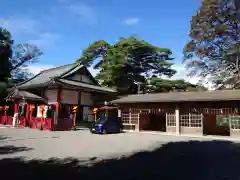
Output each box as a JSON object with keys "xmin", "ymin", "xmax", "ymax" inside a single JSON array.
[
  {"xmin": 29, "ymin": 105, "xmax": 33, "ymax": 126},
  {"xmin": 54, "ymin": 87, "xmax": 61, "ymax": 128},
  {"xmin": 4, "ymin": 107, "xmax": 7, "ymax": 125},
  {"xmin": 72, "ymin": 106, "xmax": 78, "ymax": 130},
  {"xmin": 25, "ymin": 104, "xmax": 30, "ymax": 127},
  {"xmin": 14, "ymin": 103, "xmax": 18, "ymax": 114},
  {"xmin": 78, "ymin": 91, "xmax": 82, "ymax": 121},
  {"xmin": 175, "ymin": 105, "xmax": 180, "ymax": 135},
  {"xmin": 78, "ymin": 91, "xmax": 82, "ymax": 105},
  {"xmin": 56, "ymin": 88, "xmax": 61, "ymax": 113}
]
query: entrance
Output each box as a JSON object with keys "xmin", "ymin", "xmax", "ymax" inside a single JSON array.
[
  {"xmin": 203, "ymin": 114, "xmax": 230, "ymax": 136},
  {"xmin": 139, "ymin": 113, "xmax": 166, "ymax": 132}
]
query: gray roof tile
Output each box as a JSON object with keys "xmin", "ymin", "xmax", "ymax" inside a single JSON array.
[
  {"xmin": 57, "ymin": 79, "xmax": 116, "ymax": 93},
  {"xmin": 17, "ymin": 64, "xmax": 77, "ymax": 89},
  {"xmin": 112, "ymin": 90, "xmax": 240, "ymax": 104},
  {"xmin": 6, "ymin": 90, "xmax": 46, "ymax": 101}
]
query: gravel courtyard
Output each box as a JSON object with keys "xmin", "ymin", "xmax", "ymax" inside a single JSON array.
[
  {"xmin": 1, "ymin": 128, "xmax": 240, "ymax": 179},
  {"xmin": 0, "ymin": 127, "xmax": 211, "ymax": 160}
]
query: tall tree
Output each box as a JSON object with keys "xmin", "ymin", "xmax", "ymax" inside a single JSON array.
[
  {"xmin": 183, "ymin": 0, "xmax": 240, "ymax": 89},
  {"xmin": 0, "ymin": 27, "xmax": 42, "ymax": 104},
  {"xmin": 77, "ymin": 37, "xmax": 176, "ymax": 94},
  {"xmin": 0, "ymin": 27, "xmax": 42, "ymax": 84}
]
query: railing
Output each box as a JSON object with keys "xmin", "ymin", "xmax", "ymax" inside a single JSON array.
[
  {"xmin": 0, "ymin": 114, "xmax": 53, "ymax": 130},
  {"xmin": 18, "ymin": 116, "xmax": 26, "ymax": 127},
  {"xmin": 43, "ymin": 118, "xmax": 52, "ymax": 131},
  {"xmin": 30, "ymin": 117, "xmax": 53, "ymax": 131},
  {"xmin": 0, "ymin": 116, "xmax": 13, "ymax": 125}
]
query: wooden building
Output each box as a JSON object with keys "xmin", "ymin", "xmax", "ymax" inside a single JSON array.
[
  {"xmin": 112, "ymin": 90, "xmax": 240, "ymax": 137},
  {"xmin": 0, "ymin": 63, "xmax": 116, "ymax": 130}
]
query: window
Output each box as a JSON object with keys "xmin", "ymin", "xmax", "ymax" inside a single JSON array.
[
  {"xmin": 231, "ymin": 116, "xmax": 240, "ymax": 129},
  {"xmin": 121, "ymin": 112, "xmax": 130, "ymax": 124},
  {"xmin": 166, "ymin": 114, "xmax": 176, "ymax": 126},
  {"xmin": 130, "ymin": 113, "xmax": 138, "ymax": 124},
  {"xmin": 180, "ymin": 114, "xmax": 202, "ymax": 127},
  {"xmin": 180, "ymin": 114, "xmax": 189, "ymax": 127},
  {"xmin": 190, "ymin": 114, "xmax": 202, "ymax": 127}
]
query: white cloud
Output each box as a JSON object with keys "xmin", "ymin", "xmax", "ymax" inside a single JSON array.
[
  {"xmin": 0, "ymin": 16, "xmax": 37, "ymax": 35},
  {"xmin": 1, "ymin": 15, "xmax": 59, "ymax": 49},
  {"xmin": 27, "ymin": 32, "xmax": 60, "ymax": 49},
  {"xmin": 27, "ymin": 64, "xmax": 55, "ymax": 74},
  {"xmin": 66, "ymin": 2, "xmax": 97, "ymax": 25},
  {"xmin": 122, "ymin": 17, "xmax": 140, "ymax": 25},
  {"xmin": 169, "ymin": 64, "xmax": 214, "ymax": 90}
]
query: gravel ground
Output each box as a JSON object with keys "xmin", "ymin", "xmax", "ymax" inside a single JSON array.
[
  {"xmin": 0, "ymin": 127, "xmax": 236, "ymax": 160},
  {"xmin": 1, "ymin": 128, "xmax": 240, "ymax": 179}
]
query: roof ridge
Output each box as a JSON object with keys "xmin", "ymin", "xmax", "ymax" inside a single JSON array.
[
  {"xmin": 14, "ymin": 71, "xmax": 43, "ymax": 88},
  {"xmin": 41, "ymin": 63, "xmax": 75, "ymax": 73},
  {"xmin": 126, "ymin": 89, "xmax": 240, "ymax": 97}
]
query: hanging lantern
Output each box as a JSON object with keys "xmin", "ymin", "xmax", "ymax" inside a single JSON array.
[
  {"xmin": 93, "ymin": 108, "xmax": 98, "ymax": 114},
  {"xmin": 72, "ymin": 106, "xmax": 78, "ymax": 113}
]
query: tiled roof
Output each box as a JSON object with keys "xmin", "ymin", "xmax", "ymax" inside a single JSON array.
[
  {"xmin": 16, "ymin": 63, "xmax": 81, "ymax": 89},
  {"xmin": 111, "ymin": 90, "xmax": 240, "ymax": 104},
  {"xmin": 6, "ymin": 89, "xmax": 46, "ymax": 101},
  {"xmin": 16, "ymin": 63, "xmax": 116, "ymax": 93},
  {"xmin": 56, "ymin": 79, "xmax": 116, "ymax": 93}
]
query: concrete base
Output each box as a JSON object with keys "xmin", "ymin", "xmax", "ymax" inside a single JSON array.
[{"xmin": 127, "ymin": 130, "xmax": 240, "ymax": 142}]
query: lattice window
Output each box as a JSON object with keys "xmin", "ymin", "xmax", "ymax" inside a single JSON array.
[
  {"xmin": 188, "ymin": 108, "xmax": 237, "ymax": 115},
  {"xmin": 230, "ymin": 116, "xmax": 240, "ymax": 130},
  {"xmin": 180, "ymin": 114, "xmax": 202, "ymax": 127},
  {"xmin": 166, "ymin": 113, "xmax": 176, "ymax": 126},
  {"xmin": 190, "ymin": 114, "xmax": 202, "ymax": 127},
  {"xmin": 180, "ymin": 114, "xmax": 190, "ymax": 127},
  {"xmin": 130, "ymin": 113, "xmax": 138, "ymax": 124},
  {"xmin": 122, "ymin": 112, "xmax": 130, "ymax": 124},
  {"xmin": 139, "ymin": 109, "xmax": 150, "ymax": 114}
]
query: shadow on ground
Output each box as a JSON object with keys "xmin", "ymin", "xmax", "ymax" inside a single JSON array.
[
  {"xmin": 0, "ymin": 145, "xmax": 33, "ymax": 155},
  {"xmin": 75, "ymin": 121, "xmax": 92, "ymax": 130},
  {"xmin": 1, "ymin": 140, "xmax": 240, "ymax": 180}
]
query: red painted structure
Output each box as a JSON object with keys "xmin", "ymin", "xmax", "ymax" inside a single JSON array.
[
  {"xmin": 0, "ymin": 90, "xmax": 77, "ymax": 131},
  {"xmin": 0, "ymin": 105, "xmax": 53, "ymax": 130}
]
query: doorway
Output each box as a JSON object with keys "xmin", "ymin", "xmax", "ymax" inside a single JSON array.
[
  {"xmin": 139, "ymin": 113, "xmax": 166, "ymax": 132},
  {"xmin": 203, "ymin": 114, "xmax": 230, "ymax": 136}
]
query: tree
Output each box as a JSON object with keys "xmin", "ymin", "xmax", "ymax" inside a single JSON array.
[
  {"xmin": 0, "ymin": 27, "xmax": 42, "ymax": 104},
  {"xmin": 183, "ymin": 0, "xmax": 240, "ymax": 89},
  {"xmin": 77, "ymin": 37, "xmax": 176, "ymax": 94},
  {"xmin": 0, "ymin": 27, "xmax": 42, "ymax": 84},
  {"xmin": 144, "ymin": 76, "xmax": 206, "ymax": 93}
]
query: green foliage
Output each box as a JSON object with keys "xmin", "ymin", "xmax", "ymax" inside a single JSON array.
[
  {"xmin": 0, "ymin": 27, "xmax": 42, "ymax": 84},
  {"xmin": 0, "ymin": 27, "xmax": 42, "ymax": 104},
  {"xmin": 145, "ymin": 77, "xmax": 206, "ymax": 93},
  {"xmin": 77, "ymin": 36, "xmax": 177, "ymax": 94},
  {"xmin": 183, "ymin": 0, "xmax": 240, "ymax": 88}
]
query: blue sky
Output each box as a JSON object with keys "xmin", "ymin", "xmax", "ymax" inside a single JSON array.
[{"xmin": 1, "ymin": 0, "xmax": 202, "ymax": 84}]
